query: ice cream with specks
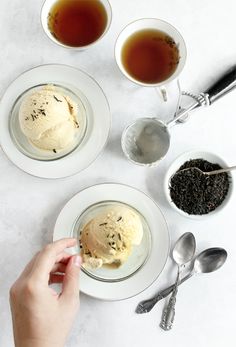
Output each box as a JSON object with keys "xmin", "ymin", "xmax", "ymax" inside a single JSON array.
[
  {"xmin": 80, "ymin": 204, "xmax": 144, "ymax": 269},
  {"xmin": 19, "ymin": 85, "xmax": 79, "ymax": 152}
]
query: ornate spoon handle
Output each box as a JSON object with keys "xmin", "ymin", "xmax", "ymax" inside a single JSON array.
[
  {"xmin": 160, "ymin": 277, "xmax": 179, "ymax": 330},
  {"xmin": 136, "ymin": 272, "xmax": 192, "ymax": 314}
]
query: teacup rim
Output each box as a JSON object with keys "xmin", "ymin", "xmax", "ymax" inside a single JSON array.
[
  {"xmin": 40, "ymin": 0, "xmax": 113, "ymax": 50},
  {"xmin": 114, "ymin": 17, "xmax": 187, "ymax": 87}
]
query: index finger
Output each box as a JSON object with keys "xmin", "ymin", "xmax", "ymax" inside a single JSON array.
[{"xmin": 31, "ymin": 238, "xmax": 77, "ymax": 281}]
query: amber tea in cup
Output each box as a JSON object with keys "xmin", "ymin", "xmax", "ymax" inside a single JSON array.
[
  {"xmin": 121, "ymin": 29, "xmax": 180, "ymax": 84},
  {"xmin": 47, "ymin": 0, "xmax": 110, "ymax": 47},
  {"xmin": 115, "ymin": 19, "xmax": 186, "ymax": 88}
]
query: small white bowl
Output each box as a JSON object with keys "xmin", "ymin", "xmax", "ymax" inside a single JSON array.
[{"xmin": 164, "ymin": 150, "xmax": 233, "ymax": 220}]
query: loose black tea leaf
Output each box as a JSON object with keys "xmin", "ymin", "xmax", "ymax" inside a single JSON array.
[
  {"xmin": 169, "ymin": 159, "xmax": 229, "ymax": 215},
  {"xmin": 53, "ymin": 95, "xmax": 62, "ymax": 102}
]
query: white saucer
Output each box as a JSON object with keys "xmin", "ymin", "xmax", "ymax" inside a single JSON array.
[
  {"xmin": 0, "ymin": 64, "xmax": 111, "ymax": 179},
  {"xmin": 53, "ymin": 183, "xmax": 170, "ymax": 301}
]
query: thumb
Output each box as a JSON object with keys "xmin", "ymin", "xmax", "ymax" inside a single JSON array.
[{"xmin": 61, "ymin": 255, "xmax": 82, "ymax": 301}]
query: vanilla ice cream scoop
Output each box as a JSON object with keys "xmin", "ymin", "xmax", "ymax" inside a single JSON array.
[
  {"xmin": 80, "ymin": 205, "xmax": 143, "ymax": 269},
  {"xmin": 19, "ymin": 86, "xmax": 78, "ymax": 152}
]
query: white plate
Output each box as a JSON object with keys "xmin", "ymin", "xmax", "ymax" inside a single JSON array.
[
  {"xmin": 53, "ymin": 183, "xmax": 170, "ymax": 301},
  {"xmin": 0, "ymin": 64, "xmax": 111, "ymax": 179}
]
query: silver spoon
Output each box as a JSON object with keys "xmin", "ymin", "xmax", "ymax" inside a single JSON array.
[
  {"xmin": 136, "ymin": 247, "xmax": 227, "ymax": 314},
  {"xmin": 172, "ymin": 165, "xmax": 236, "ymax": 177},
  {"xmin": 160, "ymin": 232, "xmax": 196, "ymax": 331}
]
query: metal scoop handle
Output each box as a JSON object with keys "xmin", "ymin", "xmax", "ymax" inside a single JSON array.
[
  {"xmin": 168, "ymin": 65, "xmax": 236, "ymax": 127},
  {"xmin": 205, "ymin": 65, "xmax": 236, "ymax": 104}
]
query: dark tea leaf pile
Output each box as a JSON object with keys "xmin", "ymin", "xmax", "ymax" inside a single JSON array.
[{"xmin": 169, "ymin": 159, "xmax": 230, "ymax": 215}]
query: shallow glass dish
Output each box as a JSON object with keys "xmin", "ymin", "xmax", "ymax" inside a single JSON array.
[
  {"xmin": 9, "ymin": 84, "xmax": 87, "ymax": 161},
  {"xmin": 73, "ymin": 201, "xmax": 152, "ymax": 283}
]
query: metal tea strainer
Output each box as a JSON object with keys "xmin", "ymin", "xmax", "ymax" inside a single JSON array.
[{"xmin": 122, "ymin": 65, "xmax": 236, "ymax": 166}]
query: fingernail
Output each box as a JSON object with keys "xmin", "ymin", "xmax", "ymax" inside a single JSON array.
[{"xmin": 73, "ymin": 255, "xmax": 82, "ymax": 267}]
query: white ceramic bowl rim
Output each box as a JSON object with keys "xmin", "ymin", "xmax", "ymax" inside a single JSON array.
[{"xmin": 164, "ymin": 150, "xmax": 233, "ymax": 220}]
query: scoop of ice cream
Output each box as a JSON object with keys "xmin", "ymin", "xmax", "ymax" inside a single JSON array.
[
  {"xmin": 19, "ymin": 85, "xmax": 78, "ymax": 151},
  {"xmin": 80, "ymin": 205, "xmax": 143, "ymax": 269}
]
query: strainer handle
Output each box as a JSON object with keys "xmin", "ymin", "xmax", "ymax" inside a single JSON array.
[{"xmin": 204, "ymin": 65, "xmax": 236, "ymax": 104}]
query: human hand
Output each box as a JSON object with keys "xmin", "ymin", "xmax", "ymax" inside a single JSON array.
[{"xmin": 10, "ymin": 238, "xmax": 81, "ymax": 347}]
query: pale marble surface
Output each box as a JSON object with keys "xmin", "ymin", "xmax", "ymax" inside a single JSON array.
[{"xmin": 0, "ymin": 0, "xmax": 236, "ymax": 346}]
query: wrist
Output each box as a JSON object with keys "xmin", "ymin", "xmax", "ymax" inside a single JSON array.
[{"xmin": 15, "ymin": 338, "xmax": 64, "ymax": 347}]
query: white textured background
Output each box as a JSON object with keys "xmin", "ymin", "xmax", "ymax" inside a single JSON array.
[{"xmin": 0, "ymin": 0, "xmax": 236, "ymax": 346}]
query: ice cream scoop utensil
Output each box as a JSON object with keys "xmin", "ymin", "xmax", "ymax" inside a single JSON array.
[{"xmin": 122, "ymin": 65, "xmax": 236, "ymax": 166}]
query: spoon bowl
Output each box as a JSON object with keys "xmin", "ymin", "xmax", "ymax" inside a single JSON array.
[
  {"xmin": 173, "ymin": 232, "xmax": 196, "ymax": 265},
  {"xmin": 194, "ymin": 247, "xmax": 227, "ymax": 274}
]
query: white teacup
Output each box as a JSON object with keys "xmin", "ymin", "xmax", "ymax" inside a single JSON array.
[
  {"xmin": 115, "ymin": 18, "xmax": 187, "ymax": 99},
  {"xmin": 41, "ymin": 0, "xmax": 112, "ymax": 50}
]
